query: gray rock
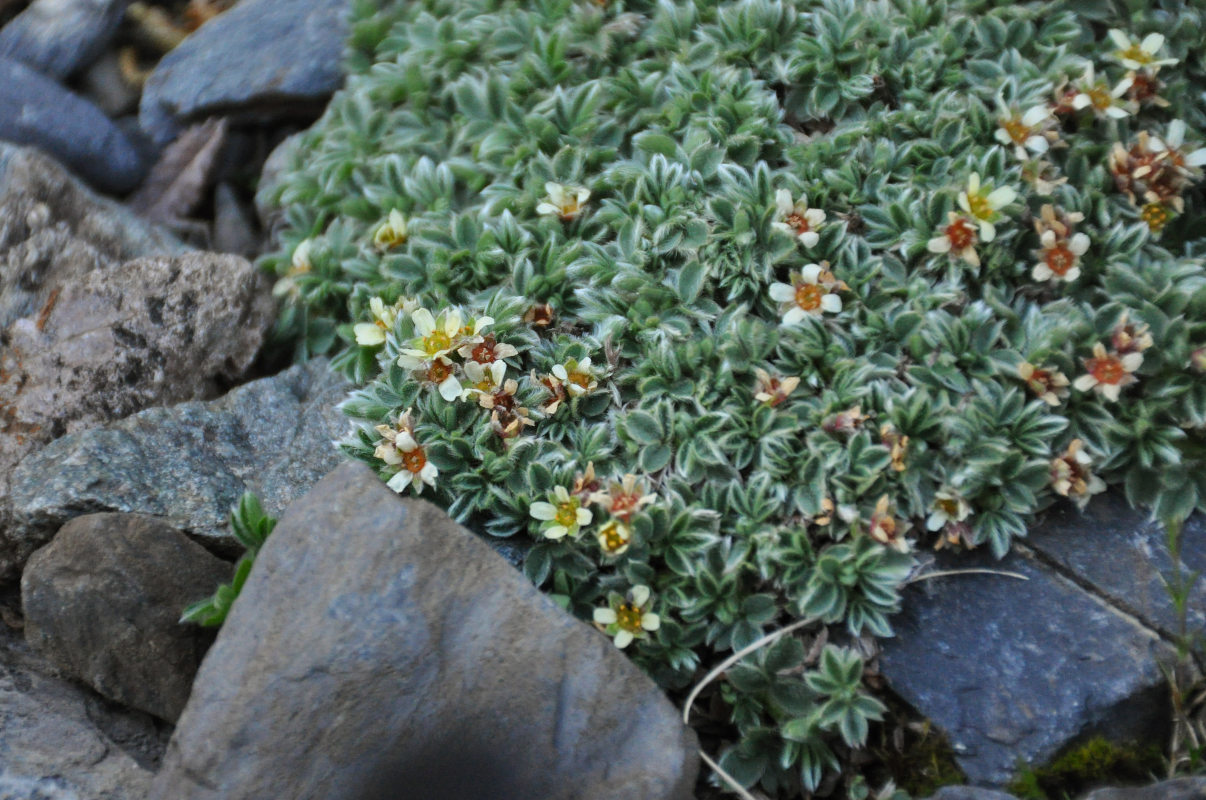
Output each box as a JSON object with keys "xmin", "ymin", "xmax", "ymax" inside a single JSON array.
[
  {"xmin": 253, "ymin": 129, "xmax": 303, "ymax": 231},
  {"xmin": 923, "ymin": 789, "xmax": 1019, "ymax": 800},
  {"xmin": 1028, "ymin": 494, "xmax": 1206, "ymax": 640},
  {"xmin": 0, "ymin": 141, "xmax": 188, "ymax": 332},
  {"xmin": 0, "ymin": 0, "xmax": 126, "ymax": 80},
  {"xmin": 0, "ymin": 252, "xmax": 273, "ymax": 577},
  {"xmin": 0, "ymin": 57, "xmax": 146, "ymax": 193},
  {"xmin": 1079, "ymin": 777, "xmax": 1206, "ymax": 799},
  {"xmin": 0, "ymin": 141, "xmax": 188, "ymax": 330},
  {"xmin": 0, "ymin": 623, "xmax": 160, "ymax": 799},
  {"xmin": 879, "ymin": 546, "xmax": 1174, "ymax": 787},
  {"xmin": 150, "ymin": 462, "xmax": 699, "ymax": 800},
  {"xmin": 22, "ymin": 514, "xmax": 231, "ymax": 722},
  {"xmin": 213, "ymin": 183, "xmax": 260, "ymax": 257},
  {"xmin": 139, "ymin": 0, "xmax": 349, "ymax": 146},
  {"xmin": 5, "ymin": 360, "xmax": 349, "ymax": 569}
]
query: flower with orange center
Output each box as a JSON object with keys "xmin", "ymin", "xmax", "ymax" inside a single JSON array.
[
  {"xmin": 868, "ymin": 494, "xmax": 909, "ymax": 553},
  {"xmin": 1018, "ymin": 362, "xmax": 1070, "ymax": 407},
  {"xmin": 590, "ymin": 474, "xmax": 656, "ymax": 522},
  {"xmin": 529, "ymin": 486, "xmax": 593, "ymax": 540},
  {"xmin": 596, "ymin": 519, "xmax": 632, "ymax": 557},
  {"xmin": 412, "ymin": 355, "xmax": 463, "ymax": 402},
  {"xmin": 880, "ymin": 424, "xmax": 909, "ymax": 472},
  {"xmin": 957, "ymin": 173, "xmax": 1016, "ymax": 242},
  {"xmin": 1032, "ymin": 229, "xmax": 1089, "ymax": 283},
  {"xmin": 1071, "ymin": 63, "xmax": 1133, "ymax": 119},
  {"xmin": 1073, "ymin": 342, "xmax": 1142, "ymax": 402},
  {"xmin": 771, "ymin": 189, "xmax": 827, "ymax": 248},
  {"xmin": 1050, "ymin": 439, "xmax": 1106, "ymax": 510},
  {"xmin": 536, "ymin": 182, "xmax": 591, "ymax": 221},
  {"xmin": 1125, "ymin": 70, "xmax": 1169, "ymax": 108},
  {"xmin": 1106, "ymin": 30, "xmax": 1177, "ymax": 72},
  {"xmin": 593, "ymin": 585, "xmax": 660, "ymax": 649},
  {"xmin": 457, "ymin": 332, "xmax": 519, "ymax": 365},
  {"xmin": 768, "ymin": 263, "xmax": 843, "ymax": 324},
  {"xmin": 1110, "ymin": 312, "xmax": 1153, "ymax": 356},
  {"xmin": 753, "ymin": 368, "xmax": 800, "ymax": 407},
  {"xmin": 551, "ymin": 357, "xmax": 599, "ymax": 397},
  {"xmin": 927, "ymin": 212, "xmax": 980, "ymax": 266},
  {"xmin": 461, "ymin": 359, "xmax": 506, "ymax": 401},
  {"xmin": 373, "ymin": 410, "xmax": 439, "ymax": 494},
  {"xmin": 993, "ymin": 103, "xmax": 1056, "ymax": 161}
]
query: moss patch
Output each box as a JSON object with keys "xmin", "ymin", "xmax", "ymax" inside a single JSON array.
[{"xmin": 1006, "ymin": 736, "xmax": 1164, "ymax": 799}]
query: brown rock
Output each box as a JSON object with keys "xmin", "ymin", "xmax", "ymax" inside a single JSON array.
[{"xmin": 22, "ymin": 513, "xmax": 231, "ymax": 722}]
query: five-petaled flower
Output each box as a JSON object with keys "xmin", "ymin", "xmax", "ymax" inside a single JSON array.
[
  {"xmin": 593, "ymin": 585, "xmax": 660, "ymax": 649},
  {"xmin": 1032, "ymin": 205, "xmax": 1090, "ymax": 284},
  {"xmin": 769, "ymin": 264, "xmax": 843, "ymax": 324},
  {"xmin": 957, "ymin": 173, "xmax": 1016, "ymax": 242},
  {"xmin": 771, "ymin": 189, "xmax": 826, "ymax": 248},
  {"xmin": 458, "ymin": 332, "xmax": 519, "ymax": 365},
  {"xmin": 537, "ymin": 182, "xmax": 591, "ymax": 221},
  {"xmin": 994, "ymin": 104, "xmax": 1056, "ymax": 161},
  {"xmin": 1074, "ymin": 342, "xmax": 1142, "ymax": 401},
  {"xmin": 1050, "ymin": 439, "xmax": 1106, "ymax": 509},
  {"xmin": 596, "ymin": 519, "xmax": 632, "ymax": 557},
  {"xmin": 1110, "ymin": 312, "xmax": 1153, "ymax": 356},
  {"xmin": 374, "ymin": 410, "xmax": 439, "ymax": 494},
  {"xmin": 926, "ymin": 489, "xmax": 972, "ymax": 532},
  {"xmin": 1071, "ymin": 63, "xmax": 1133, "ymax": 119},
  {"xmin": 552, "ymin": 357, "xmax": 599, "ymax": 398},
  {"xmin": 1018, "ymin": 362, "xmax": 1070, "ymax": 406},
  {"xmin": 530, "ymin": 486, "xmax": 593, "ymax": 540},
  {"xmin": 373, "ymin": 208, "xmax": 409, "ymax": 251},
  {"xmin": 1107, "ymin": 30, "xmax": 1177, "ymax": 72},
  {"xmin": 927, "ymin": 212, "xmax": 980, "ymax": 266},
  {"xmin": 590, "ymin": 474, "xmax": 656, "ymax": 522}
]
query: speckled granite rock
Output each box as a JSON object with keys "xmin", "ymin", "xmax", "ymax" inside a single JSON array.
[
  {"xmin": 879, "ymin": 544, "xmax": 1174, "ymax": 787},
  {"xmin": 150, "ymin": 462, "xmax": 698, "ymax": 800},
  {"xmin": 4, "ymin": 360, "xmax": 349, "ymax": 567},
  {"xmin": 0, "ymin": 143, "xmax": 187, "ymax": 333},
  {"xmin": 0, "ymin": 623, "xmax": 163, "ymax": 800},
  {"xmin": 22, "ymin": 514, "xmax": 230, "ymax": 722},
  {"xmin": 0, "ymin": 252, "xmax": 274, "ymax": 580},
  {"xmin": 0, "ymin": 58, "xmax": 146, "ymax": 193},
  {"xmin": 139, "ymin": 0, "xmax": 349, "ymax": 146}
]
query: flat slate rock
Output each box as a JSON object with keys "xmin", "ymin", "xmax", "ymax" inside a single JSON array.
[
  {"xmin": 1027, "ymin": 494, "xmax": 1206, "ymax": 639},
  {"xmin": 150, "ymin": 462, "xmax": 699, "ymax": 800},
  {"xmin": 0, "ymin": 623, "xmax": 161, "ymax": 800},
  {"xmin": 923, "ymin": 789, "xmax": 1019, "ymax": 800},
  {"xmin": 1081, "ymin": 777, "xmax": 1206, "ymax": 799},
  {"xmin": 0, "ymin": 142, "xmax": 187, "ymax": 332},
  {"xmin": 22, "ymin": 514, "xmax": 230, "ymax": 723},
  {"xmin": 139, "ymin": 0, "xmax": 349, "ymax": 146},
  {"xmin": 0, "ymin": 58, "xmax": 146, "ymax": 193},
  {"xmin": 879, "ymin": 545, "xmax": 1173, "ymax": 787},
  {"xmin": 5, "ymin": 360, "xmax": 350, "ymax": 564},
  {"xmin": 0, "ymin": 0, "xmax": 126, "ymax": 80}
]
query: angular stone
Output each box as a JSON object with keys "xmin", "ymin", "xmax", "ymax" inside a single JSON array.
[
  {"xmin": 22, "ymin": 514, "xmax": 231, "ymax": 722},
  {"xmin": 0, "ymin": 623, "xmax": 161, "ymax": 799},
  {"xmin": 150, "ymin": 462, "xmax": 699, "ymax": 800},
  {"xmin": 1081, "ymin": 777, "xmax": 1206, "ymax": 799},
  {"xmin": 923, "ymin": 788, "xmax": 1019, "ymax": 800},
  {"xmin": 138, "ymin": 0, "xmax": 349, "ymax": 146},
  {"xmin": 0, "ymin": 252, "xmax": 273, "ymax": 577},
  {"xmin": 0, "ymin": 0, "xmax": 126, "ymax": 80},
  {"xmin": 879, "ymin": 546, "xmax": 1173, "ymax": 787},
  {"xmin": 0, "ymin": 58, "xmax": 146, "ymax": 193},
  {"xmin": 5, "ymin": 360, "xmax": 349, "ymax": 570},
  {"xmin": 0, "ymin": 142, "xmax": 188, "ymax": 332},
  {"xmin": 1027, "ymin": 494, "xmax": 1206, "ymax": 640}
]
